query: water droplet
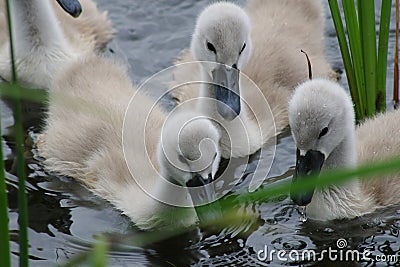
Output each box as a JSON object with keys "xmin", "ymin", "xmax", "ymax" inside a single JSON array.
[
  {"xmin": 237, "ymin": 239, "xmax": 244, "ymax": 248},
  {"xmin": 297, "ymin": 206, "xmax": 308, "ymax": 222},
  {"xmin": 324, "ymin": 227, "xmax": 335, "ymax": 233},
  {"xmin": 283, "ymin": 240, "xmax": 307, "ymax": 250}
]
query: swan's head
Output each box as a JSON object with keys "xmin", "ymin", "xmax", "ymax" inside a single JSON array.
[
  {"xmin": 159, "ymin": 113, "xmax": 221, "ymax": 190},
  {"xmin": 288, "ymin": 79, "xmax": 355, "ymax": 206},
  {"xmin": 191, "ymin": 2, "xmax": 252, "ymax": 120}
]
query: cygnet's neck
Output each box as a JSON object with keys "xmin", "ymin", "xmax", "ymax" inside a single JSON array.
[
  {"xmin": 10, "ymin": 0, "xmax": 69, "ymax": 53},
  {"xmin": 155, "ymin": 167, "xmax": 194, "ymax": 208},
  {"xmin": 116, "ymin": 172, "xmax": 197, "ymax": 230},
  {"xmin": 197, "ymin": 64, "xmax": 262, "ymax": 158},
  {"xmin": 308, "ymin": 124, "xmax": 373, "ymax": 220},
  {"xmin": 198, "ymin": 66, "xmax": 217, "ymax": 116},
  {"xmin": 323, "ymin": 126, "xmax": 357, "ymax": 170}
]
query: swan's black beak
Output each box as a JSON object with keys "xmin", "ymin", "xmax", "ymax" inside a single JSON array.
[
  {"xmin": 186, "ymin": 174, "xmax": 222, "ymax": 222},
  {"xmin": 56, "ymin": 0, "xmax": 82, "ymax": 18},
  {"xmin": 290, "ymin": 149, "xmax": 325, "ymax": 206},
  {"xmin": 212, "ymin": 64, "xmax": 241, "ymax": 121}
]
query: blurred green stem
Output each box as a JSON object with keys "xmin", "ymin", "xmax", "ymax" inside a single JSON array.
[
  {"xmin": 90, "ymin": 236, "xmax": 109, "ymax": 267},
  {"xmin": 5, "ymin": 0, "xmax": 29, "ymax": 266},
  {"xmin": 0, "ymin": 103, "xmax": 10, "ymax": 267},
  {"xmin": 394, "ymin": 0, "xmax": 399, "ymax": 109}
]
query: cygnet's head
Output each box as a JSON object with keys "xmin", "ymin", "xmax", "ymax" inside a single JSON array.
[
  {"xmin": 158, "ymin": 112, "xmax": 221, "ymax": 188},
  {"xmin": 288, "ymin": 79, "xmax": 355, "ymax": 205},
  {"xmin": 191, "ymin": 2, "xmax": 252, "ymax": 120}
]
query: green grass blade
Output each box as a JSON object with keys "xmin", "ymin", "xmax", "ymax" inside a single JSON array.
[
  {"xmin": 124, "ymin": 156, "xmax": 400, "ymax": 247},
  {"xmin": 394, "ymin": 0, "xmax": 399, "ymax": 109},
  {"xmin": 252, "ymin": 157, "xmax": 400, "ymax": 203},
  {"xmin": 359, "ymin": 0, "xmax": 377, "ymax": 116},
  {"xmin": 328, "ymin": 0, "xmax": 363, "ymax": 120},
  {"xmin": 342, "ymin": 0, "xmax": 367, "ymax": 117},
  {"xmin": 59, "ymin": 237, "xmax": 109, "ymax": 267},
  {"xmin": 0, "ymin": 85, "xmax": 47, "ymax": 103},
  {"xmin": 5, "ymin": 1, "xmax": 29, "ymax": 266},
  {"xmin": 377, "ymin": 0, "xmax": 393, "ymax": 112},
  {"xmin": 90, "ymin": 237, "xmax": 108, "ymax": 267},
  {"xmin": 13, "ymin": 86, "xmax": 29, "ymax": 267},
  {"xmin": 0, "ymin": 108, "xmax": 11, "ymax": 267},
  {"xmin": 5, "ymin": 0, "xmax": 17, "ymax": 82},
  {"xmin": 357, "ymin": 0, "xmax": 364, "ymax": 44}
]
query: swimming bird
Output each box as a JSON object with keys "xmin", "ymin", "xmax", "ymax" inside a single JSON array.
[
  {"xmin": 38, "ymin": 55, "xmax": 221, "ymax": 230},
  {"xmin": 0, "ymin": 0, "xmax": 113, "ymax": 89},
  {"xmin": 288, "ymin": 78, "xmax": 400, "ymax": 220},
  {"xmin": 170, "ymin": 0, "xmax": 333, "ymax": 158}
]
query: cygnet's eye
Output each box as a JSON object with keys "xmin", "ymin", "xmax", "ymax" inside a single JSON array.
[
  {"xmin": 239, "ymin": 43, "xmax": 246, "ymax": 55},
  {"xmin": 206, "ymin": 41, "xmax": 216, "ymax": 54},
  {"xmin": 318, "ymin": 127, "xmax": 329, "ymax": 139}
]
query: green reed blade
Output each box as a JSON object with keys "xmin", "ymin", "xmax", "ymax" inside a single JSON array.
[
  {"xmin": 5, "ymin": 0, "xmax": 17, "ymax": 82},
  {"xmin": 394, "ymin": 0, "xmax": 399, "ymax": 109},
  {"xmin": 357, "ymin": 0, "xmax": 364, "ymax": 44},
  {"xmin": 5, "ymin": 0, "xmax": 29, "ymax": 266},
  {"xmin": 328, "ymin": 0, "xmax": 363, "ymax": 120},
  {"xmin": 126, "ymin": 155, "xmax": 400, "ymax": 247},
  {"xmin": 342, "ymin": 0, "xmax": 367, "ymax": 117},
  {"xmin": 0, "ymin": 106, "xmax": 11, "ymax": 267},
  {"xmin": 13, "ymin": 86, "xmax": 29, "ymax": 267},
  {"xmin": 59, "ymin": 237, "xmax": 109, "ymax": 267},
  {"xmin": 90, "ymin": 236, "xmax": 108, "ymax": 267},
  {"xmin": 359, "ymin": 0, "xmax": 377, "ymax": 116},
  {"xmin": 236, "ymin": 159, "xmax": 400, "ymax": 207},
  {"xmin": 0, "ymin": 85, "xmax": 47, "ymax": 103},
  {"xmin": 377, "ymin": 0, "xmax": 392, "ymax": 112}
]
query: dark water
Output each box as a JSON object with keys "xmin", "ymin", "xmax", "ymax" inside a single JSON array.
[{"xmin": 2, "ymin": 0, "xmax": 400, "ymax": 266}]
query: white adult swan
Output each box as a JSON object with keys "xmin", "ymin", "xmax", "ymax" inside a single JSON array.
[
  {"xmin": 38, "ymin": 55, "xmax": 222, "ymax": 230},
  {"xmin": 0, "ymin": 0, "xmax": 113, "ymax": 88},
  {"xmin": 170, "ymin": 1, "xmax": 333, "ymax": 158},
  {"xmin": 288, "ymin": 78, "xmax": 400, "ymax": 220}
]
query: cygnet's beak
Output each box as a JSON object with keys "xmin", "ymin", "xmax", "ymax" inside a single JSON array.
[
  {"xmin": 212, "ymin": 64, "xmax": 241, "ymax": 121},
  {"xmin": 290, "ymin": 149, "xmax": 325, "ymax": 206},
  {"xmin": 186, "ymin": 173, "xmax": 222, "ymax": 223},
  {"xmin": 186, "ymin": 173, "xmax": 214, "ymax": 203},
  {"xmin": 56, "ymin": 0, "xmax": 82, "ymax": 17}
]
